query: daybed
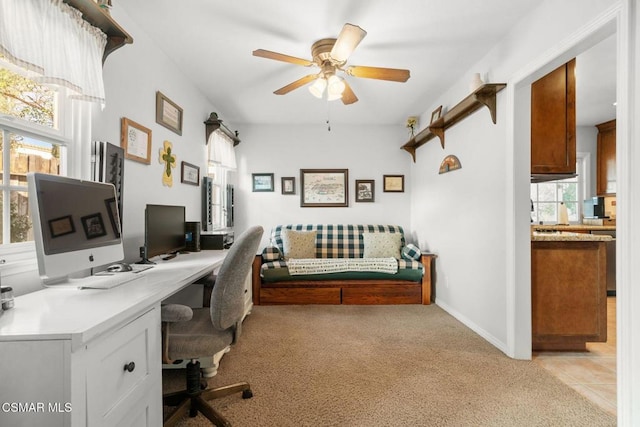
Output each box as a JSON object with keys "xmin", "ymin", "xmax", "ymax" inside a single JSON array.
[{"xmin": 251, "ymin": 224, "xmax": 435, "ymax": 305}]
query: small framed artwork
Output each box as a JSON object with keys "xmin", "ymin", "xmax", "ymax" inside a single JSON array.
[
  {"xmin": 81, "ymin": 213, "xmax": 106, "ymax": 239},
  {"xmin": 156, "ymin": 91, "xmax": 183, "ymax": 135},
  {"xmin": 430, "ymin": 105, "xmax": 443, "ymax": 124},
  {"xmin": 104, "ymin": 198, "xmax": 120, "ymax": 237},
  {"xmin": 281, "ymin": 177, "xmax": 296, "ymax": 195},
  {"xmin": 383, "ymin": 175, "xmax": 405, "ymax": 192},
  {"xmin": 181, "ymin": 161, "xmax": 200, "ymax": 186},
  {"xmin": 300, "ymin": 169, "xmax": 349, "ymax": 207},
  {"xmin": 121, "ymin": 117, "xmax": 152, "ymax": 164},
  {"xmin": 48, "ymin": 215, "xmax": 75, "ymax": 238},
  {"xmin": 355, "ymin": 179, "xmax": 375, "ymax": 202},
  {"xmin": 252, "ymin": 173, "xmax": 274, "ymax": 192}
]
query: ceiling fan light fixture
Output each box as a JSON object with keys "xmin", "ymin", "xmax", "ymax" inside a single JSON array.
[
  {"xmin": 327, "ymin": 91, "xmax": 342, "ymax": 101},
  {"xmin": 330, "ymin": 24, "xmax": 367, "ymax": 63},
  {"xmin": 327, "ymin": 75, "xmax": 346, "ymax": 97},
  {"xmin": 309, "ymin": 78, "xmax": 327, "ymax": 98}
]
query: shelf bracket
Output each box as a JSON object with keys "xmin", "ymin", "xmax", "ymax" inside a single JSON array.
[
  {"xmin": 475, "ymin": 91, "xmax": 498, "ymax": 124},
  {"xmin": 429, "ymin": 124, "xmax": 445, "ymax": 149},
  {"xmin": 402, "ymin": 145, "xmax": 417, "ymax": 162}
]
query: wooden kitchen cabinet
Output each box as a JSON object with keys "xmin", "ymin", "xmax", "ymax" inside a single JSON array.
[
  {"xmin": 531, "ymin": 59, "xmax": 576, "ymax": 175},
  {"xmin": 596, "ymin": 119, "xmax": 616, "ymax": 195},
  {"xmin": 531, "ymin": 240, "xmax": 607, "ymax": 351}
]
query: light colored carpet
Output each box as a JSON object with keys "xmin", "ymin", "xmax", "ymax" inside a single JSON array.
[{"xmin": 163, "ymin": 304, "xmax": 616, "ymax": 426}]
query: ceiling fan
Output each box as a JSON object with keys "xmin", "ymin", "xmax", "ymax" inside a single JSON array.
[{"xmin": 252, "ymin": 23, "xmax": 410, "ymax": 105}]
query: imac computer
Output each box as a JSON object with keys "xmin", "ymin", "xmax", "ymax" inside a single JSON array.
[
  {"xmin": 27, "ymin": 173, "xmax": 125, "ymax": 285},
  {"xmin": 143, "ymin": 204, "xmax": 186, "ymax": 261}
]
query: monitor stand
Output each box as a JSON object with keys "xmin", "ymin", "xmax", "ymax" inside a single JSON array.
[{"xmin": 136, "ymin": 246, "xmax": 156, "ymax": 265}]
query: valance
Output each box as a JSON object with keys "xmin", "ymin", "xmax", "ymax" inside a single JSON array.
[{"xmin": 0, "ymin": 0, "xmax": 107, "ymax": 104}]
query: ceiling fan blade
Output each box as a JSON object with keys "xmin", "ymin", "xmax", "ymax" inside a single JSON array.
[
  {"xmin": 341, "ymin": 81, "xmax": 358, "ymax": 105},
  {"xmin": 253, "ymin": 49, "xmax": 314, "ymax": 67},
  {"xmin": 345, "ymin": 65, "xmax": 410, "ymax": 82},
  {"xmin": 274, "ymin": 74, "xmax": 319, "ymax": 95},
  {"xmin": 330, "ymin": 23, "xmax": 367, "ymax": 63}
]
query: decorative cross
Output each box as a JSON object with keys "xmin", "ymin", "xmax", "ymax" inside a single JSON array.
[{"xmin": 159, "ymin": 140, "xmax": 176, "ymax": 186}]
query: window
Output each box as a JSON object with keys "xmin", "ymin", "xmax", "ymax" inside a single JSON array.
[
  {"xmin": 206, "ymin": 130, "xmax": 236, "ymax": 231},
  {"xmin": 207, "ymin": 165, "xmax": 234, "ymax": 230},
  {"xmin": 0, "ymin": 66, "xmax": 69, "ymax": 246},
  {"xmin": 530, "ymin": 156, "xmax": 587, "ymax": 224}
]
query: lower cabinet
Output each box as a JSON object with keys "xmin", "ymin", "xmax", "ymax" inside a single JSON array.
[
  {"xmin": 0, "ymin": 307, "xmax": 162, "ymax": 427},
  {"xmin": 85, "ymin": 308, "xmax": 161, "ymax": 426},
  {"xmin": 531, "ymin": 241, "xmax": 608, "ymax": 351}
]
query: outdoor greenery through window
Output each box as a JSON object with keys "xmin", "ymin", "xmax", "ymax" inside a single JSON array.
[
  {"xmin": 0, "ymin": 66, "xmax": 64, "ymax": 245},
  {"xmin": 530, "ymin": 175, "xmax": 579, "ymax": 224}
]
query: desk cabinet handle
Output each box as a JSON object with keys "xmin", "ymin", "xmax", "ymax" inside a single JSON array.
[{"xmin": 124, "ymin": 361, "xmax": 136, "ymax": 373}]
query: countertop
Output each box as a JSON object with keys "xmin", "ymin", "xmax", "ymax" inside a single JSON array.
[
  {"xmin": 532, "ymin": 232, "xmax": 613, "ymax": 242},
  {"xmin": 532, "ymin": 224, "xmax": 616, "ymax": 232}
]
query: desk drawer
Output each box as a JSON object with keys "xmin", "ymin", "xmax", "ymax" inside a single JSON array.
[{"xmin": 86, "ymin": 308, "xmax": 161, "ymax": 425}]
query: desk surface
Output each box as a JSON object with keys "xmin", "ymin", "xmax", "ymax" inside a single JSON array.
[{"xmin": 0, "ymin": 250, "xmax": 227, "ymax": 350}]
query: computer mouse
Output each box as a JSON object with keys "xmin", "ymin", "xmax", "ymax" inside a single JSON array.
[{"xmin": 106, "ymin": 262, "xmax": 133, "ymax": 273}]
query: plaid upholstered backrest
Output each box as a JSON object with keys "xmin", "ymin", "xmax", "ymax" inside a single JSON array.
[{"xmin": 270, "ymin": 225, "xmax": 405, "ymax": 259}]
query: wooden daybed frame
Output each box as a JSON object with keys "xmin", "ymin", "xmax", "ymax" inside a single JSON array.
[{"xmin": 252, "ymin": 254, "xmax": 435, "ymax": 305}]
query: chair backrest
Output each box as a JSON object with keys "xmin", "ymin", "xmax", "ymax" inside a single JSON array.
[{"xmin": 209, "ymin": 225, "xmax": 263, "ymax": 335}]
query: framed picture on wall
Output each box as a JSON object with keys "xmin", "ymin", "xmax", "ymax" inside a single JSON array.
[
  {"xmin": 383, "ymin": 175, "xmax": 405, "ymax": 192},
  {"xmin": 180, "ymin": 161, "xmax": 200, "ymax": 186},
  {"xmin": 121, "ymin": 117, "xmax": 152, "ymax": 164},
  {"xmin": 252, "ymin": 173, "xmax": 274, "ymax": 192},
  {"xmin": 355, "ymin": 179, "xmax": 375, "ymax": 202},
  {"xmin": 281, "ymin": 177, "xmax": 295, "ymax": 195},
  {"xmin": 300, "ymin": 169, "xmax": 349, "ymax": 207},
  {"xmin": 155, "ymin": 91, "xmax": 183, "ymax": 135}
]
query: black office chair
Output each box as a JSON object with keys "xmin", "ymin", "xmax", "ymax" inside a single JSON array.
[{"xmin": 161, "ymin": 225, "xmax": 263, "ymax": 427}]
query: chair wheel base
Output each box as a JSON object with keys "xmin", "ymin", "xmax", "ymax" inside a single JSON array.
[{"xmin": 242, "ymin": 389, "xmax": 253, "ymax": 399}]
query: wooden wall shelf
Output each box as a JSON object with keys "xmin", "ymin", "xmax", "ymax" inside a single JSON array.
[
  {"xmin": 63, "ymin": 0, "xmax": 133, "ymax": 63},
  {"xmin": 401, "ymin": 83, "xmax": 506, "ymax": 162}
]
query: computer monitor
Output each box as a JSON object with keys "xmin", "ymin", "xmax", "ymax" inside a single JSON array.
[
  {"xmin": 144, "ymin": 204, "xmax": 186, "ymax": 259},
  {"xmin": 27, "ymin": 173, "xmax": 124, "ymax": 284}
]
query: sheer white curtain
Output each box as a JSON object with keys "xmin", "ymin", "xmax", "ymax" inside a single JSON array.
[
  {"xmin": 208, "ymin": 129, "xmax": 237, "ymax": 170},
  {"xmin": 0, "ymin": 0, "xmax": 107, "ymax": 103}
]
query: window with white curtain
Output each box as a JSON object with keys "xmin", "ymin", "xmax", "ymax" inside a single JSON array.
[
  {"xmin": 207, "ymin": 130, "xmax": 237, "ymax": 230},
  {"xmin": 0, "ymin": 0, "xmax": 106, "ymax": 258}
]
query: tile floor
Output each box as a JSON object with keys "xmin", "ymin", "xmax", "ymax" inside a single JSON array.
[{"xmin": 533, "ymin": 297, "xmax": 617, "ymax": 416}]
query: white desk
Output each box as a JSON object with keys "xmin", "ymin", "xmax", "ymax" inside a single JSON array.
[{"xmin": 0, "ymin": 250, "xmax": 227, "ymax": 427}]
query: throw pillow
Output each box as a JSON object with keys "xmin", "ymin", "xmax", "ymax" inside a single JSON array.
[
  {"xmin": 362, "ymin": 233, "xmax": 402, "ymax": 259},
  {"xmin": 281, "ymin": 229, "xmax": 317, "ymax": 260},
  {"xmin": 262, "ymin": 246, "xmax": 283, "ymax": 261},
  {"xmin": 401, "ymin": 243, "xmax": 422, "ymax": 261}
]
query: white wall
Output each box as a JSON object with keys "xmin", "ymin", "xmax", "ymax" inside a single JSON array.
[
  {"xmin": 577, "ymin": 125, "xmax": 599, "ymax": 197},
  {"xmin": 409, "ymin": 0, "xmax": 617, "ymax": 353},
  {"xmin": 91, "ymin": 5, "xmax": 226, "ymax": 262},
  {"xmin": 234, "ymin": 123, "xmax": 413, "ymax": 248}
]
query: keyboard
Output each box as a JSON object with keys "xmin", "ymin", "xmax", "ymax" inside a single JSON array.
[{"xmin": 79, "ymin": 270, "xmax": 148, "ymax": 290}]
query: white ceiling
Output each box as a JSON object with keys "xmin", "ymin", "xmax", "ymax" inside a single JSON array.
[{"xmin": 118, "ymin": 0, "xmax": 615, "ymax": 128}]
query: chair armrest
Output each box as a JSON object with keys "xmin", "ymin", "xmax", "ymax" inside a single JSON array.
[{"xmin": 161, "ymin": 304, "xmax": 193, "ymax": 323}]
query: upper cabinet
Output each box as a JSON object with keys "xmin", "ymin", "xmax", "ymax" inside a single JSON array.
[
  {"xmin": 531, "ymin": 59, "xmax": 576, "ymax": 175},
  {"xmin": 596, "ymin": 119, "xmax": 616, "ymax": 195},
  {"xmin": 63, "ymin": 0, "xmax": 133, "ymax": 63}
]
